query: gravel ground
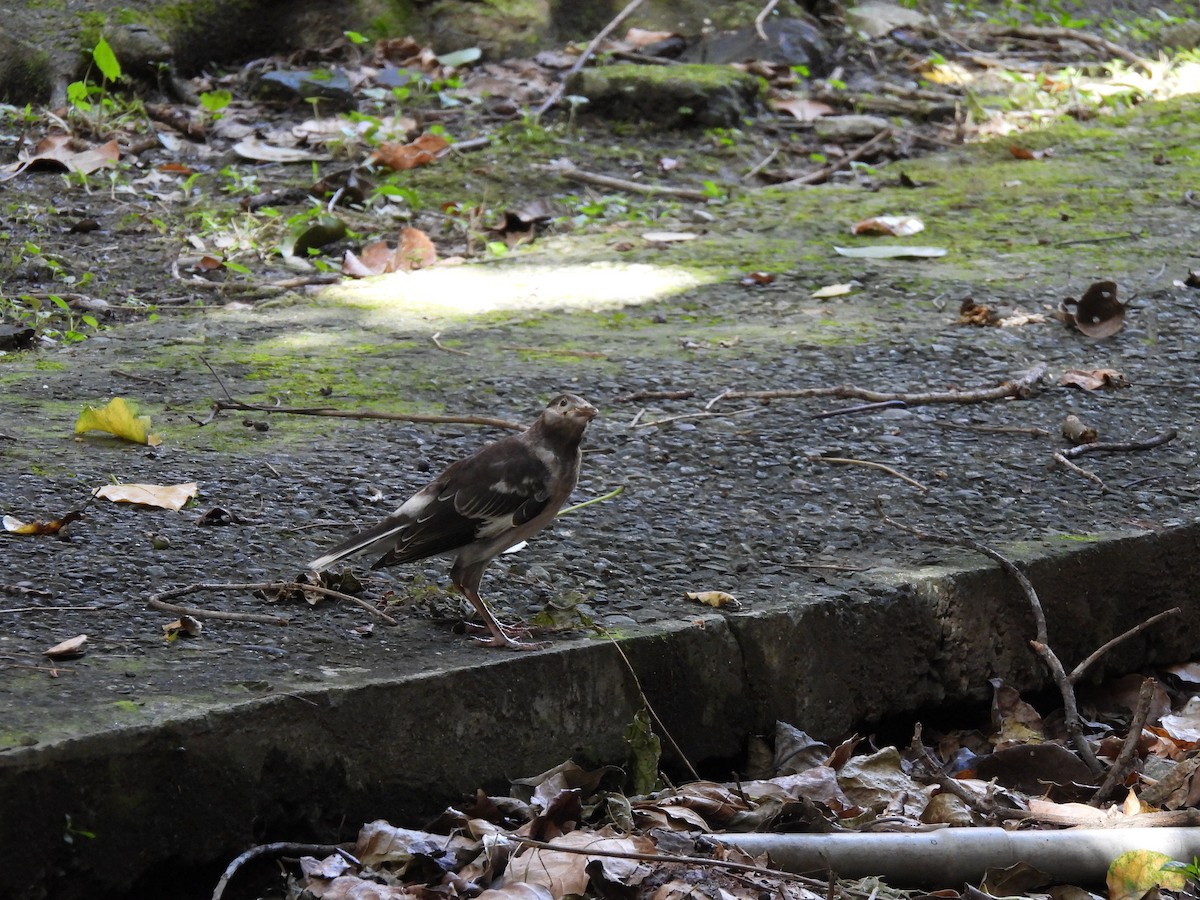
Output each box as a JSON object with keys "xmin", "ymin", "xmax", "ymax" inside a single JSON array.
[{"xmin": 3, "ymin": 266, "xmax": 1199, "ymax": 745}]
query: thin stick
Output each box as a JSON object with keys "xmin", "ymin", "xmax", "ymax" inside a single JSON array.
[
  {"xmin": 933, "ymin": 421, "xmax": 1051, "ymax": 438},
  {"xmin": 633, "ymin": 407, "xmax": 760, "ymax": 428},
  {"xmin": 0, "ymin": 605, "xmax": 102, "ymax": 614},
  {"xmin": 149, "ymin": 581, "xmax": 400, "ymax": 626},
  {"xmin": 511, "ymin": 835, "xmax": 823, "ymax": 887},
  {"xmin": 1069, "ymin": 607, "xmax": 1180, "ymax": 684},
  {"xmin": 534, "ymin": 0, "xmax": 648, "ymax": 117},
  {"xmin": 615, "ymin": 389, "xmax": 695, "ymax": 403},
  {"xmin": 559, "ymin": 486, "xmax": 625, "ymax": 516},
  {"xmin": 773, "ymin": 128, "xmax": 893, "ymax": 189},
  {"xmin": 502, "ymin": 345, "xmax": 607, "ymax": 359},
  {"xmin": 743, "ymin": 147, "xmax": 779, "ymax": 181},
  {"xmin": 754, "ymin": 0, "xmax": 781, "ymax": 41},
  {"xmin": 212, "ymin": 842, "xmax": 356, "ymax": 900},
  {"xmin": 817, "ymin": 456, "xmax": 929, "ymax": 492},
  {"xmin": 148, "ymin": 598, "xmax": 291, "ymax": 626},
  {"xmin": 1052, "ymin": 451, "xmax": 1107, "ymax": 491},
  {"xmin": 431, "ymin": 332, "xmax": 471, "ymax": 356},
  {"xmin": 712, "ymin": 364, "xmax": 1047, "ymax": 407},
  {"xmin": 1058, "ymin": 430, "xmax": 1177, "ymax": 459},
  {"xmin": 977, "ymin": 24, "xmax": 1151, "ymax": 74},
  {"xmin": 881, "ymin": 507, "xmax": 1103, "ymax": 775},
  {"xmin": 811, "ymin": 399, "xmax": 908, "ymax": 419},
  {"xmin": 556, "ymin": 162, "xmax": 714, "ymax": 202},
  {"xmin": 599, "ymin": 629, "xmax": 701, "ymax": 782},
  {"xmin": 1091, "ymin": 677, "xmax": 1155, "ymax": 806}
]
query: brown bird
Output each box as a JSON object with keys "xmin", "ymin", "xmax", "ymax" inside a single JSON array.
[{"xmin": 308, "ymin": 393, "xmax": 598, "ymax": 649}]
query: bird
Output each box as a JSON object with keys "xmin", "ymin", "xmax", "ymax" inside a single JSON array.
[{"xmin": 308, "ymin": 393, "xmax": 598, "ymax": 650}]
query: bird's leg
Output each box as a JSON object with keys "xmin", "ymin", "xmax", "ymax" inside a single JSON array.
[{"xmin": 455, "ymin": 583, "xmax": 547, "ymax": 651}]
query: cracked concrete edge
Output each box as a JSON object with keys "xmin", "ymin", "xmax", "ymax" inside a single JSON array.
[{"xmin": 4, "ymin": 522, "xmax": 1200, "ymax": 897}]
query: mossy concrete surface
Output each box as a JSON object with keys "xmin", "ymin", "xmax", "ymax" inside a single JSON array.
[{"xmin": 4, "ymin": 527, "xmax": 1200, "ymax": 897}]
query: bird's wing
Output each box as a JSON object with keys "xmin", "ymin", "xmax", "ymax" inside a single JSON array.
[{"xmin": 370, "ymin": 439, "xmax": 554, "ymax": 567}]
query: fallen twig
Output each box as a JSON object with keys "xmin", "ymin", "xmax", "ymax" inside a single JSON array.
[
  {"xmin": 213, "ymin": 842, "xmax": 357, "ymax": 900},
  {"xmin": 510, "ymin": 834, "xmax": 823, "ymax": 888},
  {"xmin": 633, "ymin": 407, "xmax": 760, "ymax": 429},
  {"xmin": 1052, "ymin": 429, "xmax": 1176, "ymax": 491},
  {"xmin": 754, "ymin": 0, "xmax": 781, "ymax": 41},
  {"xmin": 1, "ymin": 605, "xmax": 102, "ymax": 614},
  {"xmin": 431, "ymin": 331, "xmax": 471, "ymax": 356},
  {"xmin": 559, "ymin": 486, "xmax": 625, "ymax": 516},
  {"xmin": 615, "ymin": 389, "xmax": 696, "ymax": 403},
  {"xmin": 148, "ymin": 596, "xmax": 291, "ymax": 626},
  {"xmin": 170, "ymin": 260, "xmax": 339, "ymax": 293},
  {"xmin": 502, "ymin": 345, "xmax": 607, "ymax": 359},
  {"xmin": 816, "ymin": 456, "xmax": 929, "ymax": 492},
  {"xmin": 933, "ymin": 421, "xmax": 1052, "ymax": 438},
  {"xmin": 880, "ymin": 507, "xmax": 1102, "ymax": 774},
  {"xmin": 976, "ymin": 24, "xmax": 1152, "ymax": 75},
  {"xmin": 743, "ymin": 147, "xmax": 779, "ymax": 182},
  {"xmin": 1058, "ymin": 430, "xmax": 1177, "ymax": 459},
  {"xmin": 202, "ymin": 398, "xmax": 524, "ymax": 432},
  {"xmin": 534, "ymin": 0, "xmax": 647, "ymax": 118},
  {"xmin": 811, "ymin": 399, "xmax": 908, "ymax": 419},
  {"xmin": 149, "ymin": 581, "xmax": 400, "ymax": 626},
  {"xmin": 713, "ymin": 364, "xmax": 1047, "ymax": 407},
  {"xmin": 1069, "ymin": 607, "xmax": 1180, "ymax": 685},
  {"xmin": 554, "ymin": 160, "xmax": 714, "ymax": 202},
  {"xmin": 773, "ymin": 128, "xmax": 893, "ymax": 189},
  {"xmin": 1092, "ymin": 677, "xmax": 1155, "ymax": 806}
]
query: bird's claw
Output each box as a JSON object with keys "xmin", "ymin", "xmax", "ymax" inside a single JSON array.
[{"xmin": 462, "ymin": 619, "xmax": 547, "ymax": 650}]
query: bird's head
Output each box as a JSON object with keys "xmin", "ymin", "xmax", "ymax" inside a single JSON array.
[{"xmin": 540, "ymin": 393, "xmax": 598, "ymax": 437}]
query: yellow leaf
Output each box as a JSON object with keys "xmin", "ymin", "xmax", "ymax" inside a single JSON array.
[
  {"xmin": 75, "ymin": 397, "xmax": 162, "ymax": 446},
  {"xmin": 685, "ymin": 591, "xmax": 741, "ymax": 609},
  {"xmin": 94, "ymin": 482, "xmax": 199, "ymax": 511},
  {"xmin": 1107, "ymin": 850, "xmax": 1188, "ymax": 900}
]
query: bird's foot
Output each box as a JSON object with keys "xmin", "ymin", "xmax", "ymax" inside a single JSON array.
[{"xmin": 462, "ymin": 620, "xmax": 548, "ymax": 651}]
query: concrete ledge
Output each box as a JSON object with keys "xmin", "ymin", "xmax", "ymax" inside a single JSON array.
[{"xmin": 3, "ymin": 525, "xmax": 1199, "ymax": 898}]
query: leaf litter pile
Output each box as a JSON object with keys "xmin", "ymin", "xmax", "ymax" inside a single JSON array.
[{"xmin": 216, "ymin": 661, "xmax": 1200, "ymax": 900}]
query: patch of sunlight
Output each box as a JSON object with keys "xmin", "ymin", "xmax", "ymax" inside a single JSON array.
[{"xmin": 317, "ymin": 261, "xmax": 711, "ymax": 324}]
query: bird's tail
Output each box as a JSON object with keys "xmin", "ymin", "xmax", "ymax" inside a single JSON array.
[{"xmin": 307, "ymin": 517, "xmax": 407, "ymax": 571}]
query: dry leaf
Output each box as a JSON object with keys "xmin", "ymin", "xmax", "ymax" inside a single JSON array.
[
  {"xmin": 1058, "ymin": 368, "xmax": 1128, "ymax": 391},
  {"xmin": 685, "ymin": 591, "xmax": 741, "ymax": 609},
  {"xmin": 369, "ymin": 132, "xmax": 449, "ymax": 171},
  {"xmin": 94, "ymin": 482, "xmax": 199, "ymax": 511},
  {"xmin": 741, "ymin": 271, "xmax": 776, "ymax": 286},
  {"xmin": 3, "ymin": 509, "xmax": 83, "ymax": 535},
  {"xmin": 75, "ymin": 397, "xmax": 162, "ymax": 446},
  {"xmin": 342, "ymin": 226, "xmax": 437, "ymax": 277},
  {"xmin": 770, "ymin": 96, "xmax": 835, "ymax": 122},
  {"xmin": 851, "ymin": 215, "xmax": 924, "ymax": 237},
  {"xmin": 1010, "ymin": 144, "xmax": 1053, "ymax": 160},
  {"xmin": 163, "ymin": 616, "xmax": 204, "ymax": 638},
  {"xmin": 812, "ymin": 283, "xmax": 853, "ymax": 299},
  {"xmin": 45, "ymin": 634, "xmax": 87, "ymax": 659}
]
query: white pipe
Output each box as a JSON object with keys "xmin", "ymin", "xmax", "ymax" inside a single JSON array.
[{"xmin": 716, "ymin": 828, "xmax": 1200, "ymax": 885}]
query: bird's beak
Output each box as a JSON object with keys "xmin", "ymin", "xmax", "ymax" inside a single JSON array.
[{"xmin": 576, "ymin": 403, "xmax": 598, "ymax": 420}]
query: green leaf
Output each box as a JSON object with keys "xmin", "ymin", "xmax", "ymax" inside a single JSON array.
[
  {"xmin": 199, "ymin": 89, "xmax": 232, "ymax": 112},
  {"xmin": 66, "ymin": 81, "xmax": 92, "ymax": 111},
  {"xmin": 344, "ymin": 30, "xmax": 368, "ymax": 44},
  {"xmin": 92, "ymin": 38, "xmax": 122, "ymax": 83},
  {"xmin": 623, "ymin": 708, "xmax": 661, "ymax": 796}
]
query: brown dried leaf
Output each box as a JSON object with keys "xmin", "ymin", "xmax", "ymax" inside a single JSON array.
[
  {"xmin": 770, "ymin": 96, "xmax": 835, "ymax": 122},
  {"xmin": 163, "ymin": 615, "xmax": 203, "ymax": 638},
  {"xmin": 369, "ymin": 133, "xmax": 449, "ymax": 171},
  {"xmin": 45, "ymin": 634, "xmax": 88, "ymax": 659},
  {"xmin": 1058, "ymin": 368, "xmax": 1128, "ymax": 391},
  {"xmin": 958, "ymin": 298, "xmax": 999, "ymax": 326},
  {"xmin": 1010, "ymin": 144, "xmax": 1052, "ymax": 160},
  {"xmin": 852, "ymin": 215, "xmax": 924, "ymax": 237}
]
